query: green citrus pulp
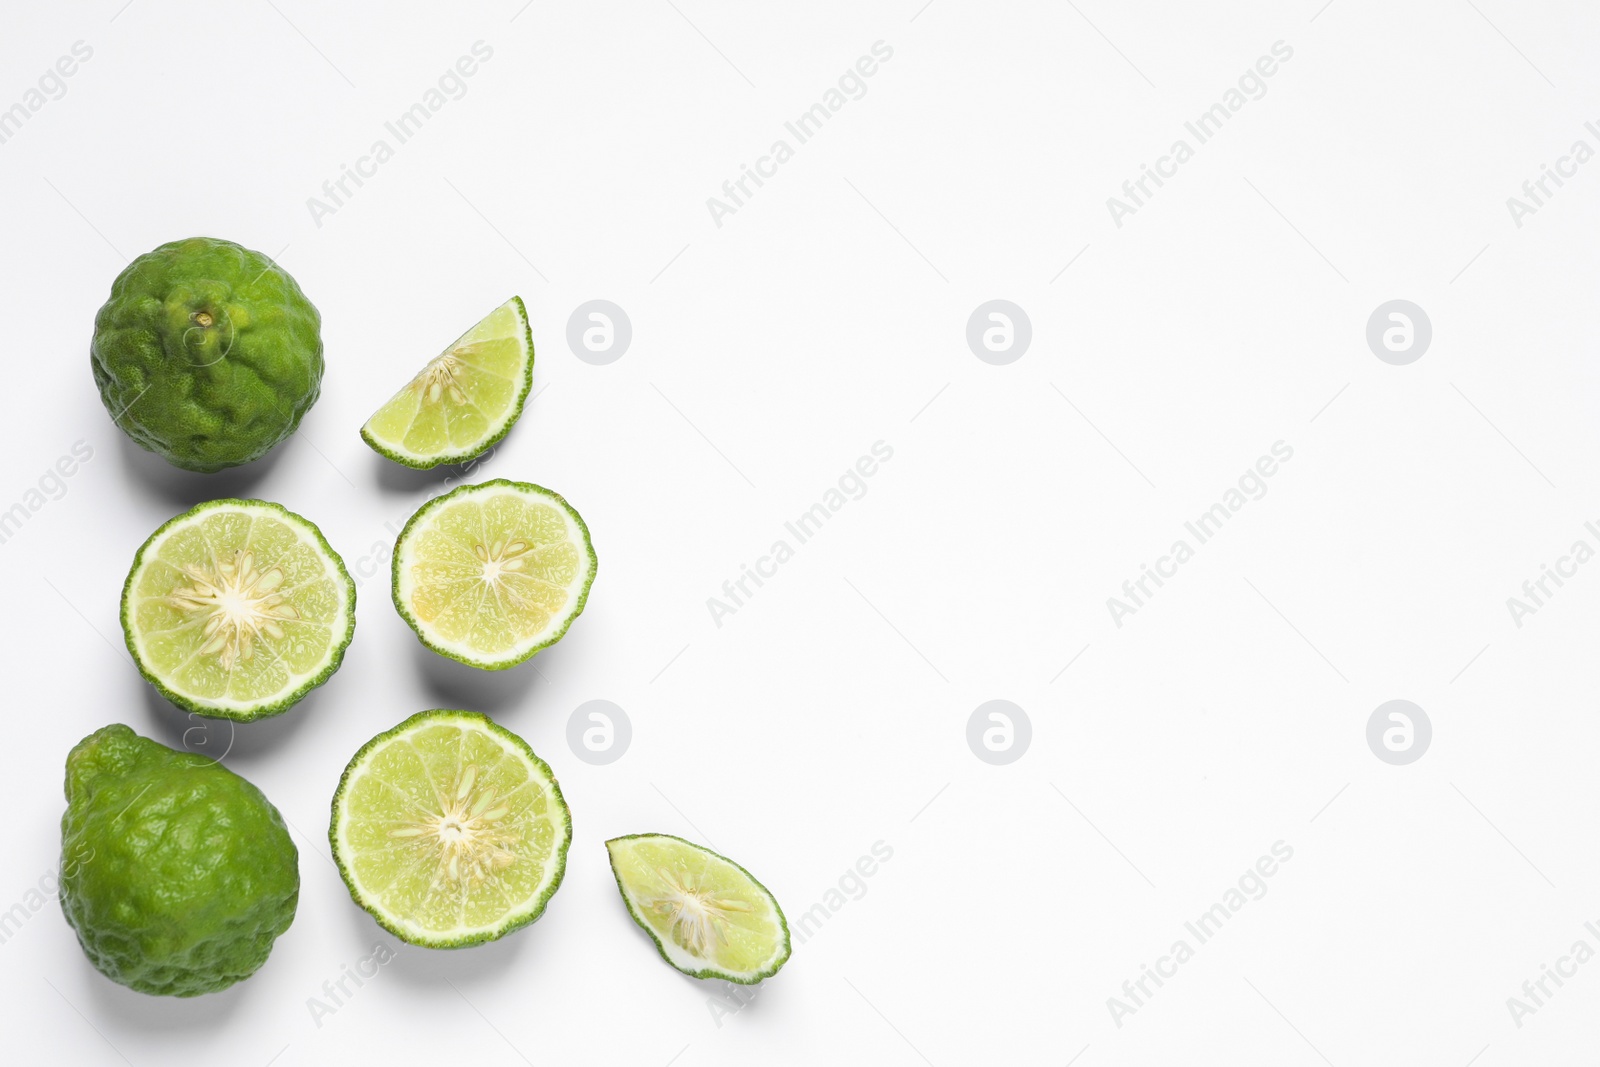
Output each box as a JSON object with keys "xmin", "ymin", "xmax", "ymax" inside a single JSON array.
[
  {"xmin": 606, "ymin": 834, "xmax": 791, "ymax": 983},
  {"xmin": 122, "ymin": 499, "xmax": 355, "ymax": 720},
  {"xmin": 361, "ymin": 297, "xmax": 533, "ymax": 469},
  {"xmin": 330, "ymin": 710, "xmax": 571, "ymax": 947},
  {"xmin": 392, "ymin": 480, "xmax": 595, "ymax": 670}
]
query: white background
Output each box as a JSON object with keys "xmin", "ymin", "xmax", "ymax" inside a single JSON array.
[{"xmin": 2, "ymin": 1, "xmax": 1599, "ymax": 1064}]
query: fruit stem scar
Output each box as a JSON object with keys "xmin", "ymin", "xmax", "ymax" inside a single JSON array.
[{"xmin": 192, "ymin": 311, "xmax": 213, "ymax": 327}]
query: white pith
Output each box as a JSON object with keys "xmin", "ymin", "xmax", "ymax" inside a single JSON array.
[
  {"xmin": 643, "ymin": 865, "xmax": 753, "ymax": 957},
  {"xmin": 333, "ymin": 715, "xmax": 569, "ymax": 941},
  {"xmin": 390, "ymin": 760, "xmax": 518, "ymax": 888},
  {"xmin": 418, "ymin": 354, "xmax": 468, "ymax": 405},
  {"xmin": 395, "ymin": 483, "xmax": 592, "ymax": 666},
  {"xmin": 128, "ymin": 502, "xmax": 351, "ymax": 713},
  {"xmin": 168, "ymin": 548, "xmax": 300, "ymax": 669}
]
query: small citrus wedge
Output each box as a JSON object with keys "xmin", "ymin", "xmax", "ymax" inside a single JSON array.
[
  {"xmin": 606, "ymin": 833, "xmax": 791, "ymax": 983},
  {"xmin": 360, "ymin": 297, "xmax": 533, "ymax": 469}
]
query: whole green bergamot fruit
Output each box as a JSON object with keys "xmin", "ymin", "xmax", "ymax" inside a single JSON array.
[
  {"xmin": 91, "ymin": 237, "xmax": 323, "ymax": 472},
  {"xmin": 58, "ymin": 724, "xmax": 299, "ymax": 996}
]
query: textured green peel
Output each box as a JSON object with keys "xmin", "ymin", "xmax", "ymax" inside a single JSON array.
[
  {"xmin": 91, "ymin": 236, "xmax": 323, "ymax": 473},
  {"xmin": 58, "ymin": 725, "xmax": 299, "ymax": 997}
]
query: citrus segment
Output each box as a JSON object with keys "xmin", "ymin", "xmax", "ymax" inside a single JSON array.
[
  {"xmin": 121, "ymin": 499, "xmax": 354, "ymax": 721},
  {"xmin": 606, "ymin": 833, "xmax": 791, "ymax": 983},
  {"xmin": 329, "ymin": 710, "xmax": 571, "ymax": 947},
  {"xmin": 361, "ymin": 297, "xmax": 533, "ymax": 469}
]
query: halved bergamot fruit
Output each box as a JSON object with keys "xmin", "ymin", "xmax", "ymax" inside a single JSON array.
[
  {"xmin": 360, "ymin": 297, "xmax": 533, "ymax": 469},
  {"xmin": 392, "ymin": 479, "xmax": 596, "ymax": 670},
  {"xmin": 329, "ymin": 709, "xmax": 571, "ymax": 948},
  {"xmin": 121, "ymin": 499, "xmax": 354, "ymax": 721},
  {"xmin": 606, "ymin": 833, "xmax": 791, "ymax": 983}
]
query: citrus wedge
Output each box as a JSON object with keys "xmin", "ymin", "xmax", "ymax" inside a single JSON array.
[
  {"xmin": 360, "ymin": 297, "xmax": 534, "ymax": 469},
  {"xmin": 330, "ymin": 710, "xmax": 571, "ymax": 948},
  {"xmin": 121, "ymin": 499, "xmax": 355, "ymax": 721},
  {"xmin": 392, "ymin": 479, "xmax": 596, "ymax": 670},
  {"xmin": 606, "ymin": 833, "xmax": 791, "ymax": 983}
]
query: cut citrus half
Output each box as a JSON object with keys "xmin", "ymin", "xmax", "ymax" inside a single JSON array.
[
  {"xmin": 606, "ymin": 833, "xmax": 791, "ymax": 983},
  {"xmin": 360, "ymin": 297, "xmax": 534, "ymax": 469},
  {"xmin": 330, "ymin": 709, "xmax": 571, "ymax": 948},
  {"xmin": 392, "ymin": 479, "xmax": 596, "ymax": 670},
  {"xmin": 121, "ymin": 499, "xmax": 355, "ymax": 721}
]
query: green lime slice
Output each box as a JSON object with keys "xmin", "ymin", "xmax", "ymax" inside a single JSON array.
[
  {"xmin": 330, "ymin": 709, "xmax": 571, "ymax": 948},
  {"xmin": 392, "ymin": 479, "xmax": 596, "ymax": 671},
  {"xmin": 606, "ymin": 833, "xmax": 791, "ymax": 983},
  {"xmin": 360, "ymin": 297, "xmax": 534, "ymax": 469},
  {"xmin": 121, "ymin": 499, "xmax": 355, "ymax": 721}
]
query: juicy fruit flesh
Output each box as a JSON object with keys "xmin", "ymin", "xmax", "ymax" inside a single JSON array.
[
  {"xmin": 609, "ymin": 836, "xmax": 787, "ymax": 978},
  {"xmin": 59, "ymin": 725, "xmax": 299, "ymax": 997},
  {"xmin": 364, "ymin": 299, "xmax": 528, "ymax": 463},
  {"xmin": 336, "ymin": 716, "xmax": 566, "ymax": 940},
  {"xmin": 402, "ymin": 486, "xmax": 586, "ymax": 661},
  {"xmin": 131, "ymin": 505, "xmax": 347, "ymax": 709}
]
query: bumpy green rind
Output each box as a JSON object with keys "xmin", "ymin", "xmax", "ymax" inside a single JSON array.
[
  {"xmin": 359, "ymin": 296, "xmax": 535, "ymax": 470},
  {"xmin": 605, "ymin": 832, "xmax": 792, "ymax": 984},
  {"xmin": 58, "ymin": 724, "xmax": 300, "ymax": 997},
  {"xmin": 120, "ymin": 498, "xmax": 356, "ymax": 722},
  {"xmin": 328, "ymin": 709, "xmax": 572, "ymax": 949},
  {"xmin": 390, "ymin": 479, "xmax": 597, "ymax": 671},
  {"xmin": 91, "ymin": 236, "xmax": 323, "ymax": 473}
]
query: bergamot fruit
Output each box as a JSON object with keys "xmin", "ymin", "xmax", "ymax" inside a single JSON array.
[
  {"xmin": 392, "ymin": 480, "xmax": 596, "ymax": 670},
  {"xmin": 329, "ymin": 710, "xmax": 571, "ymax": 948},
  {"xmin": 58, "ymin": 724, "xmax": 299, "ymax": 997},
  {"xmin": 360, "ymin": 297, "xmax": 534, "ymax": 469},
  {"xmin": 121, "ymin": 498, "xmax": 355, "ymax": 721},
  {"xmin": 606, "ymin": 834, "xmax": 790, "ymax": 983},
  {"xmin": 91, "ymin": 236, "xmax": 323, "ymax": 473}
]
